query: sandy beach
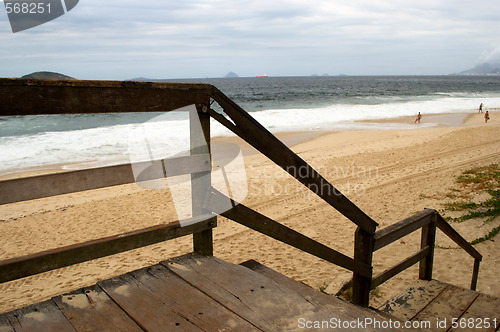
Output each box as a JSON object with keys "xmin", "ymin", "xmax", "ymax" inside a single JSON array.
[{"xmin": 0, "ymin": 111, "xmax": 499, "ymax": 313}]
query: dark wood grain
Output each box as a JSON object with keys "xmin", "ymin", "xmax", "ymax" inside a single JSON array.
[
  {"xmin": 0, "ymin": 217, "xmax": 215, "ymax": 283},
  {"xmin": 0, "ymin": 78, "xmax": 212, "ymax": 116}
]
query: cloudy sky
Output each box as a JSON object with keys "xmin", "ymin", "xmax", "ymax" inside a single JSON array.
[{"xmin": 1, "ymin": 0, "xmax": 500, "ymax": 80}]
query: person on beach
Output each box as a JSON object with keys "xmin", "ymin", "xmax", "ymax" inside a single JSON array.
[
  {"xmin": 484, "ymin": 110, "xmax": 490, "ymax": 123},
  {"xmin": 414, "ymin": 112, "xmax": 421, "ymax": 124},
  {"xmin": 479, "ymin": 103, "xmax": 483, "ymax": 113}
]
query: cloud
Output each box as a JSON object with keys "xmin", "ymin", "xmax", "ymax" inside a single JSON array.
[
  {"xmin": 1, "ymin": 0, "xmax": 500, "ymax": 78},
  {"xmin": 478, "ymin": 47, "xmax": 500, "ymax": 64}
]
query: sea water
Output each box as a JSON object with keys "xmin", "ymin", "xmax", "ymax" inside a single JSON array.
[{"xmin": 1, "ymin": 76, "xmax": 500, "ymax": 174}]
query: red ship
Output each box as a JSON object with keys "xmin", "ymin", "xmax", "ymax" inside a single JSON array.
[{"xmin": 255, "ymin": 74, "xmax": 268, "ymax": 77}]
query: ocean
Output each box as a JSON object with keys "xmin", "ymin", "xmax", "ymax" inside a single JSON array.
[{"xmin": 1, "ymin": 76, "xmax": 500, "ymax": 174}]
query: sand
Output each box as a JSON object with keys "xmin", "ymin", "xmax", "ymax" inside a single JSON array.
[{"xmin": 0, "ymin": 111, "xmax": 499, "ymax": 313}]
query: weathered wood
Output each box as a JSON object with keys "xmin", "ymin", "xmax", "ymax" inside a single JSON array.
[
  {"xmin": 436, "ymin": 215, "xmax": 482, "ymax": 290},
  {"xmin": 165, "ymin": 254, "xmax": 405, "ymax": 331},
  {"xmin": 98, "ymin": 272, "xmax": 205, "ymax": 331},
  {"xmin": 0, "ymin": 154, "xmax": 211, "ymax": 205},
  {"xmin": 0, "ymin": 315, "xmax": 13, "ymax": 332},
  {"xmin": 206, "ymin": 189, "xmax": 372, "ymax": 277},
  {"xmin": 378, "ymin": 279, "xmax": 449, "ymax": 321},
  {"xmin": 164, "ymin": 255, "xmax": 276, "ymax": 331},
  {"xmin": 240, "ymin": 259, "xmax": 409, "ymax": 328},
  {"xmin": 450, "ymin": 293, "xmax": 500, "ymax": 332},
  {"xmin": 0, "ymin": 216, "xmax": 215, "ymax": 283},
  {"xmin": 0, "ymin": 78, "xmax": 212, "ymax": 115},
  {"xmin": 210, "ymin": 88, "xmax": 377, "ymax": 234},
  {"xmin": 190, "ymin": 108, "xmax": 215, "ymax": 255},
  {"xmin": 371, "ymin": 247, "xmax": 431, "ymax": 289},
  {"xmin": 435, "ymin": 214, "xmax": 482, "ymax": 260},
  {"xmin": 470, "ymin": 258, "xmax": 480, "ymax": 291},
  {"xmin": 352, "ymin": 227, "xmax": 374, "ymax": 307},
  {"xmin": 374, "ymin": 209, "xmax": 435, "ymax": 252},
  {"xmin": 4, "ymin": 300, "xmax": 75, "ymax": 332},
  {"xmin": 53, "ymin": 285, "xmax": 144, "ymax": 332},
  {"xmin": 165, "ymin": 254, "xmax": 298, "ymax": 330},
  {"xmin": 99, "ymin": 265, "xmax": 256, "ymax": 331},
  {"xmin": 135, "ymin": 264, "xmax": 258, "ymax": 331},
  {"xmin": 374, "ymin": 211, "xmax": 481, "ymax": 292},
  {"xmin": 412, "ymin": 284, "xmax": 479, "ymax": 331},
  {"xmin": 419, "ymin": 216, "xmax": 436, "ymax": 281}
]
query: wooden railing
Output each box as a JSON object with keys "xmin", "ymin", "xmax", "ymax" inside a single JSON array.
[
  {"xmin": 370, "ymin": 208, "xmax": 481, "ymax": 295},
  {"xmin": 0, "ymin": 79, "xmax": 218, "ymax": 283},
  {"xmin": 0, "ymin": 78, "xmax": 482, "ymax": 308}
]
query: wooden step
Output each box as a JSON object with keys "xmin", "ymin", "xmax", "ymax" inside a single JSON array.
[
  {"xmin": 378, "ymin": 279, "xmax": 500, "ymax": 331},
  {"xmin": 240, "ymin": 259, "xmax": 405, "ymax": 326},
  {"xmin": 0, "ymin": 254, "xmax": 417, "ymax": 331}
]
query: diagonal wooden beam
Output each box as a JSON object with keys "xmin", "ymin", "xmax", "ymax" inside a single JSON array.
[
  {"xmin": 204, "ymin": 189, "xmax": 372, "ymax": 278},
  {"xmin": 210, "ymin": 88, "xmax": 377, "ymax": 233}
]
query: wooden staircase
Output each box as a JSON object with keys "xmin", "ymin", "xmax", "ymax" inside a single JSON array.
[
  {"xmin": 3, "ymin": 255, "xmax": 497, "ymax": 331},
  {"xmin": 378, "ymin": 279, "xmax": 500, "ymax": 331}
]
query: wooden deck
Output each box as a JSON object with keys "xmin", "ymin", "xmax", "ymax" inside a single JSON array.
[
  {"xmin": 0, "ymin": 254, "xmax": 410, "ymax": 332},
  {"xmin": 379, "ymin": 279, "xmax": 500, "ymax": 331}
]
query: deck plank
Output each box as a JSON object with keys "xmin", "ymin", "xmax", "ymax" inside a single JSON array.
[
  {"xmin": 412, "ymin": 284, "xmax": 479, "ymax": 331},
  {"xmin": 240, "ymin": 259, "xmax": 412, "ymax": 329},
  {"xmin": 449, "ymin": 293, "xmax": 500, "ymax": 332},
  {"xmin": 378, "ymin": 279, "xmax": 448, "ymax": 321},
  {"xmin": 165, "ymin": 255, "xmax": 410, "ymax": 331},
  {"xmin": 4, "ymin": 300, "xmax": 75, "ymax": 332},
  {"xmin": 0, "ymin": 315, "xmax": 14, "ymax": 332},
  {"xmin": 162, "ymin": 255, "xmax": 286, "ymax": 330},
  {"xmin": 130, "ymin": 265, "xmax": 260, "ymax": 331},
  {"xmin": 53, "ymin": 285, "xmax": 144, "ymax": 332},
  {"xmin": 99, "ymin": 263, "xmax": 258, "ymax": 332},
  {"xmin": 98, "ymin": 272, "xmax": 204, "ymax": 332}
]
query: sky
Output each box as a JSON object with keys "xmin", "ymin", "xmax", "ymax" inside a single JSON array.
[{"xmin": 1, "ymin": 0, "xmax": 500, "ymax": 80}]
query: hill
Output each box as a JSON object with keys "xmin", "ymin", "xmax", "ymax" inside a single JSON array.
[
  {"xmin": 224, "ymin": 72, "xmax": 239, "ymax": 78},
  {"xmin": 21, "ymin": 71, "xmax": 76, "ymax": 80},
  {"xmin": 455, "ymin": 62, "xmax": 500, "ymax": 75}
]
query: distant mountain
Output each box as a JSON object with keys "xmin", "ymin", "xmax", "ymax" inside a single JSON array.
[
  {"xmin": 127, "ymin": 77, "xmax": 160, "ymax": 81},
  {"xmin": 21, "ymin": 71, "xmax": 76, "ymax": 80},
  {"xmin": 224, "ymin": 72, "xmax": 239, "ymax": 78},
  {"xmin": 455, "ymin": 62, "xmax": 500, "ymax": 75}
]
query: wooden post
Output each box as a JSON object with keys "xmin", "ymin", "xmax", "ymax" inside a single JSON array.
[
  {"xmin": 190, "ymin": 105, "xmax": 215, "ymax": 255},
  {"xmin": 419, "ymin": 212, "xmax": 437, "ymax": 280},
  {"xmin": 471, "ymin": 258, "xmax": 480, "ymax": 291},
  {"xmin": 352, "ymin": 227, "xmax": 374, "ymax": 307}
]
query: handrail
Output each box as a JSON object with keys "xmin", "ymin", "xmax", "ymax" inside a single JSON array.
[
  {"xmin": 0, "ymin": 154, "xmax": 211, "ymax": 204},
  {"xmin": 435, "ymin": 213, "xmax": 482, "ymax": 290},
  {"xmin": 0, "ymin": 78, "xmax": 213, "ymax": 116},
  {"xmin": 369, "ymin": 209, "xmax": 482, "ymax": 292},
  {"xmin": 373, "ymin": 209, "xmax": 435, "ymax": 251},
  {"xmin": 0, "ymin": 215, "xmax": 216, "ymax": 283},
  {"xmin": 210, "ymin": 87, "xmax": 378, "ymax": 234},
  {"xmin": 435, "ymin": 214, "xmax": 482, "ymax": 259}
]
